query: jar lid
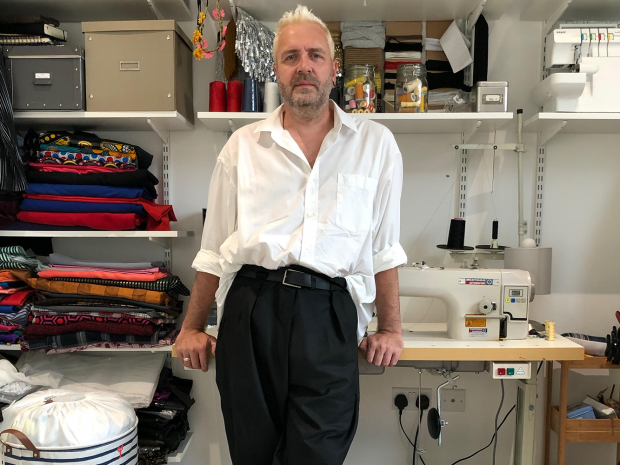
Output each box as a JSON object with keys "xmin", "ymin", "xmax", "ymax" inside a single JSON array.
[{"xmin": 345, "ymin": 64, "xmax": 375, "ymax": 74}]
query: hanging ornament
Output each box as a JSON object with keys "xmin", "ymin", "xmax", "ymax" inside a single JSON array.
[
  {"xmin": 234, "ymin": 8, "xmax": 276, "ymax": 83},
  {"xmin": 192, "ymin": 0, "xmax": 227, "ymax": 60}
]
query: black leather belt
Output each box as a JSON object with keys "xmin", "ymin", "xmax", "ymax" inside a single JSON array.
[{"xmin": 238, "ymin": 265, "xmax": 347, "ymax": 291}]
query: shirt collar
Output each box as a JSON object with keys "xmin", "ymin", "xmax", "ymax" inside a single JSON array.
[{"xmin": 253, "ymin": 100, "xmax": 359, "ymax": 135}]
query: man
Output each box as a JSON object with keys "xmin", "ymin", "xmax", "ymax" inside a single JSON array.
[{"xmin": 176, "ymin": 5, "xmax": 407, "ymax": 464}]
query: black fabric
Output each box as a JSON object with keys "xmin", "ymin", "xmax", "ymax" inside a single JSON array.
[
  {"xmin": 26, "ymin": 169, "xmax": 159, "ymax": 199},
  {"xmin": 384, "ymin": 40, "xmax": 423, "ymax": 52},
  {"xmin": 0, "ymin": 237, "xmax": 53, "ymax": 255},
  {"xmin": 427, "ymin": 69, "xmax": 466, "ymax": 91},
  {"xmin": 425, "ymin": 60, "xmax": 453, "ymax": 73},
  {"xmin": 472, "ymin": 15, "xmax": 489, "ymax": 85},
  {"xmin": 216, "ymin": 266, "xmax": 360, "ymax": 465}
]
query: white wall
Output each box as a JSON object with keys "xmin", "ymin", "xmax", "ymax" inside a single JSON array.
[{"xmin": 49, "ymin": 0, "xmax": 620, "ymax": 463}]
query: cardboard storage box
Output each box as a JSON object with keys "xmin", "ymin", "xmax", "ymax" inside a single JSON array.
[{"xmin": 82, "ymin": 20, "xmax": 193, "ymax": 122}]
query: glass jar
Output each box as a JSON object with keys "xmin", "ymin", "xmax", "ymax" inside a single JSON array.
[
  {"xmin": 395, "ymin": 63, "xmax": 428, "ymax": 113},
  {"xmin": 343, "ymin": 64, "xmax": 377, "ymax": 114}
]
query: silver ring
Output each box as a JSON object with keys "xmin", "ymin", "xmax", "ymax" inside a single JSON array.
[{"xmin": 183, "ymin": 357, "xmax": 190, "ymax": 362}]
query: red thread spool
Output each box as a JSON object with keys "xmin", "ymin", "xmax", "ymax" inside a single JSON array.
[
  {"xmin": 209, "ymin": 81, "xmax": 227, "ymax": 112},
  {"xmin": 227, "ymin": 80, "xmax": 243, "ymax": 112}
]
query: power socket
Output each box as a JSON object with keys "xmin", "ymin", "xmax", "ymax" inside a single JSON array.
[{"xmin": 392, "ymin": 387, "xmax": 432, "ymax": 411}]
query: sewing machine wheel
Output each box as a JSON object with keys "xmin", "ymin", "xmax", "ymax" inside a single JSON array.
[{"xmin": 427, "ymin": 407, "xmax": 441, "ymax": 440}]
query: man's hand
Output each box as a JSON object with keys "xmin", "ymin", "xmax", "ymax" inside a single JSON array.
[
  {"xmin": 176, "ymin": 328, "xmax": 217, "ymax": 372},
  {"xmin": 359, "ymin": 329, "xmax": 403, "ymax": 367}
]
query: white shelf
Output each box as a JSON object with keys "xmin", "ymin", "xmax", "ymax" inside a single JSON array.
[
  {"xmin": 167, "ymin": 432, "xmax": 193, "ymax": 463},
  {"xmin": 0, "ymin": 345, "xmax": 174, "ymax": 352},
  {"xmin": 225, "ymin": 0, "xmax": 512, "ymax": 21},
  {"xmin": 3, "ymin": 0, "xmax": 192, "ymax": 21},
  {"xmin": 522, "ymin": 0, "xmax": 620, "ymax": 22},
  {"xmin": 14, "ymin": 111, "xmax": 194, "ymax": 133},
  {"xmin": 0, "ymin": 230, "xmax": 194, "ymax": 238},
  {"xmin": 524, "ymin": 113, "xmax": 620, "ymax": 134},
  {"xmin": 198, "ymin": 112, "xmax": 513, "ymax": 135}
]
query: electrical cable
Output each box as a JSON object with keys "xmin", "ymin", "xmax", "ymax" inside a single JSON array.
[
  {"xmin": 492, "ymin": 379, "xmax": 505, "ymax": 465},
  {"xmin": 537, "ymin": 361, "xmax": 543, "ymax": 375}
]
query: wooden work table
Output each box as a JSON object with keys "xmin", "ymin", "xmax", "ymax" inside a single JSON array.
[{"xmin": 173, "ymin": 323, "xmax": 584, "ymax": 363}]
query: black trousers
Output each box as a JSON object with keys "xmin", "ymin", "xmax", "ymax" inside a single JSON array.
[{"xmin": 216, "ymin": 265, "xmax": 360, "ymax": 465}]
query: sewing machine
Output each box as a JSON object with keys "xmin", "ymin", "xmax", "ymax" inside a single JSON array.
[
  {"xmin": 532, "ymin": 22, "xmax": 620, "ymax": 112},
  {"xmin": 398, "ymin": 265, "xmax": 533, "ymax": 341}
]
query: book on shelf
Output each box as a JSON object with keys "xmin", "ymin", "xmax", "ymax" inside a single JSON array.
[
  {"xmin": 0, "ymin": 35, "xmax": 61, "ymax": 45},
  {"xmin": 0, "ymin": 15, "xmax": 67, "ymax": 44}
]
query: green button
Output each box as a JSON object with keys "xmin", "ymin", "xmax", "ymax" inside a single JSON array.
[{"xmin": 507, "ymin": 368, "xmax": 515, "ymax": 376}]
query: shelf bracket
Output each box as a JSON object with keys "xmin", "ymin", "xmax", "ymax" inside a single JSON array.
[
  {"xmin": 147, "ymin": 118, "xmax": 169, "ymax": 144},
  {"xmin": 146, "ymin": 0, "xmax": 164, "ymax": 20},
  {"xmin": 149, "ymin": 237, "xmax": 172, "ymax": 270},
  {"xmin": 539, "ymin": 120, "xmax": 566, "ymax": 146},
  {"xmin": 229, "ymin": 0, "xmax": 237, "ymax": 21},
  {"xmin": 466, "ymin": 0, "xmax": 486, "ymax": 36},
  {"xmin": 228, "ymin": 119, "xmax": 236, "ymax": 133},
  {"xmin": 544, "ymin": 0, "xmax": 573, "ymax": 36},
  {"xmin": 462, "ymin": 120, "xmax": 482, "ymax": 144},
  {"xmin": 452, "ymin": 143, "xmax": 526, "ymax": 151}
]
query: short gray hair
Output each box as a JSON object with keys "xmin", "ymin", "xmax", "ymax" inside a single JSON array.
[{"xmin": 273, "ymin": 5, "xmax": 335, "ymax": 62}]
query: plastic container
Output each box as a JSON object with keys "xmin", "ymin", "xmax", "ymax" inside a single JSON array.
[
  {"xmin": 395, "ymin": 63, "xmax": 428, "ymax": 113},
  {"xmin": 343, "ymin": 64, "xmax": 377, "ymax": 113}
]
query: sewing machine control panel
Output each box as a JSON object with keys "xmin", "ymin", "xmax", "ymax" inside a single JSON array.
[
  {"xmin": 503, "ymin": 286, "xmax": 528, "ymax": 320},
  {"xmin": 492, "ymin": 362, "xmax": 531, "ymax": 379}
]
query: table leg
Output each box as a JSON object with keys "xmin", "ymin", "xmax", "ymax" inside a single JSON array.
[
  {"xmin": 557, "ymin": 362, "xmax": 569, "ymax": 465},
  {"xmin": 544, "ymin": 361, "xmax": 553, "ymax": 465}
]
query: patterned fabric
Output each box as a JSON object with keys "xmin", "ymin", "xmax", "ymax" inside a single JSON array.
[
  {"xmin": 22, "ymin": 329, "xmax": 178, "ymax": 353},
  {"xmin": 23, "ymin": 321, "xmax": 163, "ymax": 339},
  {"xmin": 38, "ymin": 132, "xmax": 138, "ymax": 155},
  {"xmin": 37, "ymin": 146, "xmax": 138, "ymax": 170},
  {"xmin": 52, "ymin": 276, "xmax": 190, "ymax": 299},
  {"xmin": 26, "ymin": 278, "xmax": 176, "ymax": 306},
  {"xmin": 0, "ymin": 247, "xmax": 48, "ymax": 272},
  {"xmin": 0, "ymin": 55, "xmax": 28, "ymax": 191},
  {"xmin": 0, "ymin": 308, "xmax": 30, "ymax": 328},
  {"xmin": 30, "ymin": 313, "xmax": 160, "ymax": 326},
  {"xmin": 30, "ymin": 308, "xmax": 172, "ymax": 321}
]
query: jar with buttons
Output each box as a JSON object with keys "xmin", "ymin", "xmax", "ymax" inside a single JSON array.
[
  {"xmin": 343, "ymin": 64, "xmax": 377, "ymax": 114},
  {"xmin": 395, "ymin": 63, "xmax": 428, "ymax": 113}
]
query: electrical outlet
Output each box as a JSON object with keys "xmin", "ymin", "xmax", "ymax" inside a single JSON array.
[
  {"xmin": 441, "ymin": 389, "xmax": 465, "ymax": 412},
  {"xmin": 392, "ymin": 387, "xmax": 432, "ymax": 410}
]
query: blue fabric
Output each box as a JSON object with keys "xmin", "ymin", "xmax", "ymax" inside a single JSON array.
[
  {"xmin": 21, "ymin": 199, "xmax": 146, "ymax": 215},
  {"xmin": 25, "ymin": 183, "xmax": 153, "ymax": 200},
  {"xmin": 0, "ymin": 282, "xmax": 24, "ymax": 289},
  {"xmin": 0, "ymin": 306, "xmax": 18, "ymax": 314}
]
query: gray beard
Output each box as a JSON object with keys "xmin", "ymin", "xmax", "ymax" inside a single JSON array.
[{"xmin": 278, "ymin": 74, "xmax": 333, "ymax": 123}]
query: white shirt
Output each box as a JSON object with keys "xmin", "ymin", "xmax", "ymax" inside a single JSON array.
[{"xmin": 192, "ymin": 102, "xmax": 407, "ymax": 342}]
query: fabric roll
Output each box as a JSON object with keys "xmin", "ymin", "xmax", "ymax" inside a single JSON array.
[
  {"xmin": 30, "ymin": 312, "xmax": 170, "ymax": 326},
  {"xmin": 49, "ymin": 254, "xmax": 161, "ymax": 270},
  {"xmin": 21, "ymin": 199, "xmax": 146, "ymax": 215},
  {"xmin": 51, "ymin": 276, "xmax": 190, "ymax": 297},
  {"xmin": 24, "ymin": 321, "xmax": 159, "ymax": 339},
  {"xmin": 32, "ymin": 293, "xmax": 181, "ymax": 316},
  {"xmin": 31, "ymin": 331, "xmax": 178, "ymax": 354},
  {"xmin": 25, "ymin": 183, "xmax": 153, "ymax": 200},
  {"xmin": 242, "ymin": 79, "xmax": 259, "ymax": 112},
  {"xmin": 39, "ymin": 268, "xmax": 168, "ymax": 282},
  {"xmin": 17, "ymin": 211, "xmax": 146, "ymax": 231}
]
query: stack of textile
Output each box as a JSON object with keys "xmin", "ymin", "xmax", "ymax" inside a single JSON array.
[
  {"xmin": 425, "ymin": 21, "xmax": 466, "ymax": 97},
  {"xmin": 137, "ymin": 367, "xmax": 194, "ymax": 465},
  {"xmin": 16, "ymin": 253, "xmax": 188, "ymax": 353},
  {"xmin": 10, "ymin": 130, "xmax": 176, "ymax": 231},
  {"xmin": 0, "ymin": 246, "xmax": 45, "ymax": 346},
  {"xmin": 341, "ymin": 21, "xmax": 385, "ymax": 96},
  {"xmin": 384, "ymin": 22, "xmax": 424, "ymax": 111}
]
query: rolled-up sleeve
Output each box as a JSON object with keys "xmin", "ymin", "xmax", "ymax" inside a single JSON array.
[
  {"xmin": 192, "ymin": 154, "xmax": 237, "ymax": 277},
  {"xmin": 371, "ymin": 149, "xmax": 407, "ymax": 274}
]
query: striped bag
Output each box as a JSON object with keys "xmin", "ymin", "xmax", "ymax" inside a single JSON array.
[{"xmin": 0, "ymin": 390, "xmax": 138, "ymax": 465}]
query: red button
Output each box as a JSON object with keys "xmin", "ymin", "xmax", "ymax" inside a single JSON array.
[{"xmin": 498, "ymin": 368, "xmax": 506, "ymax": 376}]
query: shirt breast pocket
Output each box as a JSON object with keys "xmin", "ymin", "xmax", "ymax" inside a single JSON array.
[{"xmin": 336, "ymin": 174, "xmax": 378, "ymax": 234}]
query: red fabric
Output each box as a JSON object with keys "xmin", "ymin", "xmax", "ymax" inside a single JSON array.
[
  {"xmin": 0, "ymin": 287, "xmax": 28, "ymax": 295},
  {"xmin": 384, "ymin": 60, "xmax": 422, "ymax": 70},
  {"xmin": 37, "ymin": 269, "xmax": 169, "ymax": 281},
  {"xmin": 29, "ymin": 163, "xmax": 135, "ymax": 174},
  {"xmin": 23, "ymin": 321, "xmax": 157, "ymax": 339},
  {"xmin": 17, "ymin": 211, "xmax": 146, "ymax": 231},
  {"xmin": 0, "ymin": 290, "xmax": 35, "ymax": 306},
  {"xmin": 23, "ymin": 194, "xmax": 176, "ymax": 231},
  {"xmin": 0, "ymin": 323, "xmax": 18, "ymax": 331}
]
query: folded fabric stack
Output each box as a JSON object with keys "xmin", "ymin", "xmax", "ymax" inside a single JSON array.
[
  {"xmin": 0, "ymin": 246, "xmax": 45, "ymax": 346},
  {"xmin": 137, "ymin": 367, "xmax": 194, "ymax": 464},
  {"xmin": 9, "ymin": 130, "xmax": 177, "ymax": 231},
  {"xmin": 384, "ymin": 22, "xmax": 423, "ymax": 110},
  {"xmin": 17, "ymin": 253, "xmax": 188, "ymax": 353},
  {"xmin": 425, "ymin": 21, "xmax": 466, "ymax": 95}
]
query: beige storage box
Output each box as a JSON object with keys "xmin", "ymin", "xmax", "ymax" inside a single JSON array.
[{"xmin": 82, "ymin": 20, "xmax": 193, "ymax": 123}]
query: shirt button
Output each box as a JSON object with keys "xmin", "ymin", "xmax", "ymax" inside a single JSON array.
[{"xmin": 306, "ymin": 212, "xmax": 315, "ymax": 219}]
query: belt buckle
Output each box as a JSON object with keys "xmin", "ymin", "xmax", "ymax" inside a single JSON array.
[{"xmin": 283, "ymin": 269, "xmax": 302, "ymax": 288}]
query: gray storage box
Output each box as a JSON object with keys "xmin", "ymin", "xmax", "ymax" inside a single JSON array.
[
  {"xmin": 3, "ymin": 45, "xmax": 85, "ymax": 110},
  {"xmin": 82, "ymin": 20, "xmax": 193, "ymax": 123},
  {"xmin": 471, "ymin": 81, "xmax": 508, "ymax": 112}
]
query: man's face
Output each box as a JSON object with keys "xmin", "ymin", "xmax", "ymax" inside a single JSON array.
[{"xmin": 274, "ymin": 23, "xmax": 337, "ymax": 110}]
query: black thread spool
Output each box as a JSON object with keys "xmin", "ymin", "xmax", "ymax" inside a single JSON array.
[
  {"xmin": 437, "ymin": 218, "xmax": 473, "ymax": 251},
  {"xmin": 477, "ymin": 220, "xmax": 508, "ymax": 250}
]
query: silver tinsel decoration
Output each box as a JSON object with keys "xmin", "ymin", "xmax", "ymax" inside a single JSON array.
[{"xmin": 235, "ymin": 8, "xmax": 276, "ymax": 83}]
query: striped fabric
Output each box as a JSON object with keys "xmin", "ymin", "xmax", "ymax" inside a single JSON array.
[
  {"xmin": 0, "ymin": 56, "xmax": 28, "ymax": 192},
  {"xmin": 0, "ymin": 307, "xmax": 29, "ymax": 328},
  {"xmin": 50, "ymin": 275, "xmax": 190, "ymax": 299}
]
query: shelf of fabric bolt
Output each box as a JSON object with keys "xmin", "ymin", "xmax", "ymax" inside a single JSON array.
[
  {"xmin": 171, "ymin": 323, "xmax": 584, "ymax": 364},
  {"xmin": 198, "ymin": 112, "xmax": 514, "ymax": 135},
  {"xmin": 0, "ymin": 230, "xmax": 194, "ymax": 238},
  {"xmin": 13, "ymin": 111, "xmax": 194, "ymax": 133}
]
